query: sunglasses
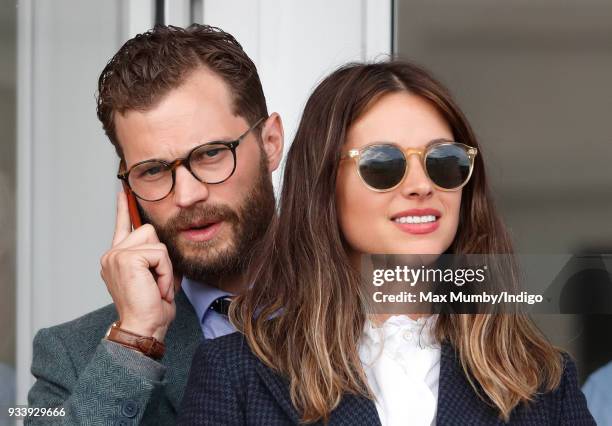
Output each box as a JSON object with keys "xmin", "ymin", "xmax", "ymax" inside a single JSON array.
[{"xmin": 341, "ymin": 140, "xmax": 477, "ymax": 192}]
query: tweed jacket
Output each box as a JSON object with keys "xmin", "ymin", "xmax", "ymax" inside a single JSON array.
[
  {"xmin": 26, "ymin": 290, "xmax": 202, "ymax": 425},
  {"xmin": 179, "ymin": 332, "xmax": 596, "ymax": 425}
]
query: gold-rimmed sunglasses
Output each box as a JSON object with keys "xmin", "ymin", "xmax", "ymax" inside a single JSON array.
[{"xmin": 341, "ymin": 140, "xmax": 478, "ymax": 192}]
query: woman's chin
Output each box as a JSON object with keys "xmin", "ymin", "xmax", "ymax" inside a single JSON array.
[{"xmin": 382, "ymin": 244, "xmax": 446, "ymax": 256}]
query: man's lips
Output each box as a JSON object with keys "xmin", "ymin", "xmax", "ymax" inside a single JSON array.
[
  {"xmin": 181, "ymin": 220, "xmax": 219, "ymax": 231},
  {"xmin": 390, "ymin": 208, "xmax": 442, "ymax": 235},
  {"xmin": 180, "ymin": 221, "xmax": 223, "ymax": 242}
]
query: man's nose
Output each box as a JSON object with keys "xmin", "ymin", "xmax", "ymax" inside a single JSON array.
[{"xmin": 172, "ymin": 165, "xmax": 210, "ymax": 208}]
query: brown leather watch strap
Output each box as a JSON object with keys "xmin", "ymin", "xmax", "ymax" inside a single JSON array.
[{"xmin": 104, "ymin": 321, "xmax": 165, "ymax": 360}]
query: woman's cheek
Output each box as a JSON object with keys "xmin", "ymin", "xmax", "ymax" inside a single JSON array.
[
  {"xmin": 342, "ymin": 207, "xmax": 373, "ymax": 253},
  {"xmin": 442, "ymin": 192, "xmax": 462, "ymax": 249}
]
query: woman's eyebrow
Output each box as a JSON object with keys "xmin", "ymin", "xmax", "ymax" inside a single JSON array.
[
  {"xmin": 366, "ymin": 137, "xmax": 451, "ymax": 146},
  {"xmin": 425, "ymin": 137, "xmax": 453, "ymax": 147}
]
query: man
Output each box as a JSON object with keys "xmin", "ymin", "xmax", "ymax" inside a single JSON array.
[
  {"xmin": 26, "ymin": 24, "xmax": 283, "ymax": 425},
  {"xmin": 583, "ymin": 360, "xmax": 612, "ymax": 426}
]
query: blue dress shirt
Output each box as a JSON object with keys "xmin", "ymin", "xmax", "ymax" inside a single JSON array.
[
  {"xmin": 583, "ymin": 361, "xmax": 612, "ymax": 426},
  {"xmin": 181, "ymin": 278, "xmax": 236, "ymax": 339}
]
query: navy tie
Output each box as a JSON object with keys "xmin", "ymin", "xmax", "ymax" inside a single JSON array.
[{"xmin": 210, "ymin": 296, "xmax": 232, "ymax": 316}]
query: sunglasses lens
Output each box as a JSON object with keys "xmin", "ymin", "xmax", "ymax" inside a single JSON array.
[
  {"xmin": 358, "ymin": 145, "xmax": 406, "ymax": 190},
  {"xmin": 425, "ymin": 144, "xmax": 472, "ymax": 189}
]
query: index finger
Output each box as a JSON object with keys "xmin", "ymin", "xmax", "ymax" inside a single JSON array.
[{"xmin": 112, "ymin": 190, "xmax": 132, "ymax": 247}]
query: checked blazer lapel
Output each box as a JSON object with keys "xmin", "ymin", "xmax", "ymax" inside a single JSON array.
[
  {"xmin": 253, "ymin": 340, "xmax": 491, "ymax": 425},
  {"xmin": 254, "ymin": 360, "xmax": 301, "ymax": 423},
  {"xmin": 435, "ymin": 341, "xmax": 502, "ymax": 425},
  {"xmin": 330, "ymin": 394, "xmax": 381, "ymax": 426},
  {"xmin": 436, "ymin": 341, "xmax": 463, "ymax": 425},
  {"xmin": 162, "ymin": 289, "xmax": 204, "ymax": 411},
  {"xmin": 255, "ymin": 361, "xmax": 381, "ymax": 425}
]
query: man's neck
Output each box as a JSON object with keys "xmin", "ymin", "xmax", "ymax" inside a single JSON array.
[
  {"xmin": 175, "ymin": 271, "xmax": 247, "ymax": 295},
  {"xmin": 212, "ymin": 272, "xmax": 247, "ymax": 295}
]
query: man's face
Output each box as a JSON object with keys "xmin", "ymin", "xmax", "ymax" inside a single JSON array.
[{"xmin": 114, "ymin": 68, "xmax": 276, "ymax": 285}]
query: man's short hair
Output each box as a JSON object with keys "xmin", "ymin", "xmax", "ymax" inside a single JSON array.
[{"xmin": 96, "ymin": 24, "xmax": 268, "ymax": 159}]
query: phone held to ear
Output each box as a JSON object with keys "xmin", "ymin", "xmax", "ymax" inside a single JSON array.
[
  {"xmin": 121, "ymin": 181, "xmax": 143, "ymax": 230},
  {"xmin": 119, "ymin": 160, "xmax": 143, "ymax": 230}
]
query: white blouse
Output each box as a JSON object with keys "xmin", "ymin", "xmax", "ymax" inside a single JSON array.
[{"xmin": 358, "ymin": 315, "xmax": 441, "ymax": 426}]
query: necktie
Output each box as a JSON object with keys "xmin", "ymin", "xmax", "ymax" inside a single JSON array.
[{"xmin": 210, "ymin": 296, "xmax": 233, "ymax": 316}]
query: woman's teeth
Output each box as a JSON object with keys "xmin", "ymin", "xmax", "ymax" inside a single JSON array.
[{"xmin": 393, "ymin": 215, "xmax": 437, "ymax": 224}]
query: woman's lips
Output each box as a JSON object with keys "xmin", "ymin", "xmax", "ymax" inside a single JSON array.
[
  {"xmin": 181, "ymin": 221, "xmax": 222, "ymax": 242},
  {"xmin": 393, "ymin": 219, "xmax": 440, "ymax": 235},
  {"xmin": 391, "ymin": 208, "xmax": 441, "ymax": 235}
]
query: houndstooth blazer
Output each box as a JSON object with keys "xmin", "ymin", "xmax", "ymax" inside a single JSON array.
[{"xmin": 179, "ymin": 331, "xmax": 595, "ymax": 425}]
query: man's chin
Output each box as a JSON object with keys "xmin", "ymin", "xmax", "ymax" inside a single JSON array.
[
  {"xmin": 175, "ymin": 240, "xmax": 235, "ymax": 264},
  {"xmin": 175, "ymin": 256, "xmax": 243, "ymax": 284},
  {"xmin": 170, "ymin": 240, "xmax": 242, "ymax": 279}
]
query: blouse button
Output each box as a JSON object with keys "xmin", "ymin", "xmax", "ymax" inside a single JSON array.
[{"xmin": 403, "ymin": 330, "xmax": 412, "ymax": 341}]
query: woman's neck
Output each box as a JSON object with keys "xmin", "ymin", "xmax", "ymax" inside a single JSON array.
[
  {"xmin": 349, "ymin": 249, "xmax": 433, "ymax": 326},
  {"xmin": 368, "ymin": 313, "xmax": 430, "ymax": 326}
]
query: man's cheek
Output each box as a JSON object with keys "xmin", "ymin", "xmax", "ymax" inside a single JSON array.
[{"xmin": 137, "ymin": 203, "xmax": 166, "ymax": 228}]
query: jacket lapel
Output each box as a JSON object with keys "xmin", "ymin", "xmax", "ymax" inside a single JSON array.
[
  {"xmin": 250, "ymin": 341, "xmax": 507, "ymax": 425},
  {"xmin": 254, "ymin": 361, "xmax": 302, "ymax": 423},
  {"xmin": 162, "ymin": 289, "xmax": 203, "ymax": 411},
  {"xmin": 436, "ymin": 342, "xmax": 501, "ymax": 425},
  {"xmin": 436, "ymin": 341, "xmax": 460, "ymax": 424},
  {"xmin": 253, "ymin": 341, "xmax": 484, "ymax": 425},
  {"xmin": 331, "ymin": 394, "xmax": 381, "ymax": 426},
  {"xmin": 255, "ymin": 360, "xmax": 381, "ymax": 425}
]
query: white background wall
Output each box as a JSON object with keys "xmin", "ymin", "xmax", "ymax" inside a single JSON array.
[
  {"xmin": 197, "ymin": 0, "xmax": 391, "ymax": 189},
  {"xmin": 16, "ymin": 0, "xmax": 391, "ymax": 405},
  {"xmin": 16, "ymin": 0, "xmax": 126, "ymax": 406}
]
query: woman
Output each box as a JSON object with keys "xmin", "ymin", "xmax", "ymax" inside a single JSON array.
[{"xmin": 179, "ymin": 62, "xmax": 594, "ymax": 425}]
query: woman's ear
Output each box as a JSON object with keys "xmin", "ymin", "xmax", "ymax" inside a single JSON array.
[{"xmin": 260, "ymin": 112, "xmax": 284, "ymax": 172}]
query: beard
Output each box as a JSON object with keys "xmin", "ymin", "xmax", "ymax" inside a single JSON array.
[{"xmin": 140, "ymin": 156, "xmax": 275, "ymax": 285}]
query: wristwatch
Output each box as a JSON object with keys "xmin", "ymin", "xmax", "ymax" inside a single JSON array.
[{"xmin": 104, "ymin": 321, "xmax": 165, "ymax": 360}]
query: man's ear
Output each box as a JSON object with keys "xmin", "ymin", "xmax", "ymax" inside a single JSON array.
[{"xmin": 260, "ymin": 112, "xmax": 284, "ymax": 172}]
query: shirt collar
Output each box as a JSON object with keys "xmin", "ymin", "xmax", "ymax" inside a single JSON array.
[{"xmin": 181, "ymin": 277, "xmax": 232, "ymax": 323}]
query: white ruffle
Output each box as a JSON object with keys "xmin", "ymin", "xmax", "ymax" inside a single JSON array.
[{"xmin": 359, "ymin": 315, "xmax": 441, "ymax": 426}]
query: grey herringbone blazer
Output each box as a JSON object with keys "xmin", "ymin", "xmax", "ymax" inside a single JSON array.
[{"xmin": 26, "ymin": 290, "xmax": 202, "ymax": 425}]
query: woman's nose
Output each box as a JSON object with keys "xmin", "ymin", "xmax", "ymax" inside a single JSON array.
[{"xmin": 398, "ymin": 155, "xmax": 434, "ymax": 200}]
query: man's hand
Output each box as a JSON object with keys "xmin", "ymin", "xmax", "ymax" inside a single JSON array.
[{"xmin": 100, "ymin": 191, "xmax": 179, "ymax": 342}]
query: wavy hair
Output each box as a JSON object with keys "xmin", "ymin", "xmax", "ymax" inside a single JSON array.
[
  {"xmin": 96, "ymin": 24, "xmax": 267, "ymax": 160},
  {"xmin": 231, "ymin": 61, "xmax": 562, "ymax": 423}
]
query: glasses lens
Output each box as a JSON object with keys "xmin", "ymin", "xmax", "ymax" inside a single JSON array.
[
  {"xmin": 128, "ymin": 161, "xmax": 173, "ymax": 201},
  {"xmin": 190, "ymin": 143, "xmax": 235, "ymax": 184},
  {"xmin": 358, "ymin": 145, "xmax": 406, "ymax": 190},
  {"xmin": 425, "ymin": 144, "xmax": 472, "ymax": 190}
]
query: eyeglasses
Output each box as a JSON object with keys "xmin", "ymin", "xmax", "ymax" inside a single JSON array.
[
  {"xmin": 341, "ymin": 140, "xmax": 477, "ymax": 192},
  {"xmin": 117, "ymin": 118, "xmax": 265, "ymax": 201}
]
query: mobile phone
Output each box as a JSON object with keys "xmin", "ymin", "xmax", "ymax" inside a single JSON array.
[
  {"xmin": 122, "ymin": 181, "xmax": 143, "ymax": 230},
  {"xmin": 119, "ymin": 160, "xmax": 143, "ymax": 230}
]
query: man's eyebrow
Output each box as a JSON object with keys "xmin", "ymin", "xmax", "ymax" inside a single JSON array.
[
  {"xmin": 202, "ymin": 135, "xmax": 238, "ymax": 142},
  {"xmin": 135, "ymin": 154, "xmax": 172, "ymax": 164},
  {"xmin": 129, "ymin": 153, "xmax": 178, "ymax": 166},
  {"xmin": 140, "ymin": 137, "xmax": 236, "ymax": 164}
]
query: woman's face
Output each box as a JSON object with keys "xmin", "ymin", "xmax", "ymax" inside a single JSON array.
[{"xmin": 336, "ymin": 92, "xmax": 462, "ymax": 256}]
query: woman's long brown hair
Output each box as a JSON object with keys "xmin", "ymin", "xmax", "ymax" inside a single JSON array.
[{"xmin": 231, "ymin": 61, "xmax": 562, "ymax": 423}]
